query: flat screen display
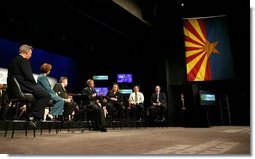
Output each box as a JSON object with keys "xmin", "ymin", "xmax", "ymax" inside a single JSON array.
[
  {"xmin": 117, "ymin": 74, "xmax": 132, "ymax": 83},
  {"xmin": 93, "ymin": 75, "xmax": 108, "ymax": 80},
  {"xmin": 199, "ymin": 90, "xmax": 216, "ymax": 105},
  {"xmin": 119, "ymin": 89, "xmax": 132, "ymax": 94},
  {"xmin": 94, "ymin": 87, "xmax": 108, "ymax": 96}
]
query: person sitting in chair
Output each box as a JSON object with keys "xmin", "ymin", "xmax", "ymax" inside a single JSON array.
[
  {"xmin": 7, "ymin": 44, "xmax": 51, "ymax": 126},
  {"xmin": 53, "ymin": 77, "xmax": 78, "ymax": 121},
  {"xmin": 148, "ymin": 85, "xmax": 167, "ymax": 121},
  {"xmin": 37, "ymin": 63, "xmax": 64, "ymax": 120},
  {"xmin": 82, "ymin": 79, "xmax": 107, "ymax": 132},
  {"xmin": 128, "ymin": 85, "xmax": 144, "ymax": 121},
  {"xmin": 106, "ymin": 83, "xmax": 124, "ymax": 120}
]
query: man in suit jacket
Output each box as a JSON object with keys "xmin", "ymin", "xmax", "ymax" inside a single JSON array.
[
  {"xmin": 7, "ymin": 44, "xmax": 51, "ymax": 121},
  {"xmin": 148, "ymin": 85, "xmax": 167, "ymax": 121},
  {"xmin": 82, "ymin": 79, "xmax": 107, "ymax": 132},
  {"xmin": 53, "ymin": 77, "xmax": 77, "ymax": 120}
]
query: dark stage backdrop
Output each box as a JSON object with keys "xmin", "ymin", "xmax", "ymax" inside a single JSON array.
[{"xmin": 0, "ymin": 37, "xmax": 83, "ymax": 93}]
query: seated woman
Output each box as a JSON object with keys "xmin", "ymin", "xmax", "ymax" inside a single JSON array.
[
  {"xmin": 106, "ymin": 83, "xmax": 124, "ymax": 120},
  {"xmin": 53, "ymin": 77, "xmax": 78, "ymax": 121},
  {"xmin": 37, "ymin": 63, "xmax": 64, "ymax": 120}
]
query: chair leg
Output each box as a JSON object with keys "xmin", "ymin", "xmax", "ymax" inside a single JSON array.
[
  {"xmin": 11, "ymin": 122, "xmax": 16, "ymax": 140},
  {"xmin": 4, "ymin": 121, "xmax": 9, "ymax": 139},
  {"xmin": 40, "ymin": 122, "xmax": 43, "ymax": 135},
  {"xmin": 67, "ymin": 121, "xmax": 70, "ymax": 132},
  {"xmin": 25, "ymin": 122, "xmax": 28, "ymax": 137},
  {"xmin": 48, "ymin": 122, "xmax": 52, "ymax": 133},
  {"xmin": 55, "ymin": 122, "xmax": 59, "ymax": 134},
  {"xmin": 33, "ymin": 127, "xmax": 36, "ymax": 139}
]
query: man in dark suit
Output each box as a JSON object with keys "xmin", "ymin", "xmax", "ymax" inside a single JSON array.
[
  {"xmin": 53, "ymin": 77, "xmax": 77, "ymax": 120},
  {"xmin": 82, "ymin": 79, "xmax": 107, "ymax": 132},
  {"xmin": 148, "ymin": 85, "xmax": 167, "ymax": 121},
  {"xmin": 7, "ymin": 44, "xmax": 51, "ymax": 122}
]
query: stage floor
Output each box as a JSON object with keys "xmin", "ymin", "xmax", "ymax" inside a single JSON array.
[{"xmin": 0, "ymin": 126, "xmax": 250, "ymax": 155}]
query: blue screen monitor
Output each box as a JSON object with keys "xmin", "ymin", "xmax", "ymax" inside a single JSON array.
[
  {"xmin": 199, "ymin": 90, "xmax": 216, "ymax": 105},
  {"xmin": 94, "ymin": 87, "xmax": 108, "ymax": 96},
  {"xmin": 119, "ymin": 89, "xmax": 133, "ymax": 95},
  {"xmin": 93, "ymin": 75, "xmax": 108, "ymax": 80},
  {"xmin": 117, "ymin": 74, "xmax": 132, "ymax": 83}
]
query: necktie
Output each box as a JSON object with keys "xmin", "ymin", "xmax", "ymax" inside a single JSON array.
[
  {"xmin": 135, "ymin": 92, "xmax": 138, "ymax": 102},
  {"xmin": 157, "ymin": 93, "xmax": 159, "ymax": 102}
]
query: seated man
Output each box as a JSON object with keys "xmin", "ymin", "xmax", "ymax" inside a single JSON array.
[
  {"xmin": 105, "ymin": 83, "xmax": 124, "ymax": 120},
  {"xmin": 148, "ymin": 85, "xmax": 167, "ymax": 121},
  {"xmin": 53, "ymin": 77, "xmax": 78, "ymax": 121},
  {"xmin": 7, "ymin": 44, "xmax": 51, "ymax": 125},
  {"xmin": 128, "ymin": 85, "xmax": 144, "ymax": 121},
  {"xmin": 82, "ymin": 79, "xmax": 107, "ymax": 132}
]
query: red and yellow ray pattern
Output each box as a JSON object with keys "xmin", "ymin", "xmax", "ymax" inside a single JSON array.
[{"xmin": 184, "ymin": 19, "xmax": 220, "ymax": 81}]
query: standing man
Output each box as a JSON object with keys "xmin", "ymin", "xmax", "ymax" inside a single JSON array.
[
  {"xmin": 7, "ymin": 44, "xmax": 51, "ymax": 124},
  {"xmin": 148, "ymin": 85, "xmax": 167, "ymax": 121},
  {"xmin": 82, "ymin": 79, "xmax": 107, "ymax": 132}
]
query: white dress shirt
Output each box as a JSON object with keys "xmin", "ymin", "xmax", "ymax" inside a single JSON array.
[{"xmin": 129, "ymin": 92, "xmax": 144, "ymax": 105}]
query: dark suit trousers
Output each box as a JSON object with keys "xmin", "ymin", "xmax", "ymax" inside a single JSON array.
[
  {"xmin": 130, "ymin": 103, "xmax": 144, "ymax": 120},
  {"xmin": 149, "ymin": 105, "xmax": 167, "ymax": 120},
  {"xmin": 64, "ymin": 101, "xmax": 76, "ymax": 116},
  {"xmin": 87, "ymin": 104, "xmax": 106, "ymax": 129}
]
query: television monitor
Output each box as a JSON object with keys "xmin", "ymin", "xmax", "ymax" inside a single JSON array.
[
  {"xmin": 119, "ymin": 89, "xmax": 132, "ymax": 95},
  {"xmin": 93, "ymin": 75, "xmax": 108, "ymax": 80},
  {"xmin": 117, "ymin": 74, "xmax": 132, "ymax": 83},
  {"xmin": 199, "ymin": 90, "xmax": 216, "ymax": 106},
  {"xmin": 94, "ymin": 87, "xmax": 108, "ymax": 96}
]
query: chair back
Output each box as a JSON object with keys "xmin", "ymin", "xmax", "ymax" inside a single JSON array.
[{"xmin": 7, "ymin": 76, "xmax": 26, "ymax": 100}]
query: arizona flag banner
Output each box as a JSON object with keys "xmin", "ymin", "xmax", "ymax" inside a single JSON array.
[{"xmin": 183, "ymin": 16, "xmax": 234, "ymax": 81}]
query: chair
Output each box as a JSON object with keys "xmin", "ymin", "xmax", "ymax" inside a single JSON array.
[
  {"xmin": 39, "ymin": 100, "xmax": 61, "ymax": 135},
  {"xmin": 108, "ymin": 107, "xmax": 122, "ymax": 129},
  {"xmin": 4, "ymin": 77, "xmax": 36, "ymax": 140},
  {"xmin": 72, "ymin": 95, "xmax": 93, "ymax": 132},
  {"xmin": 152, "ymin": 107, "xmax": 167, "ymax": 128}
]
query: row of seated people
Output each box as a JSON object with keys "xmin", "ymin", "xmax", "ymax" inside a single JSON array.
[
  {"xmin": 1, "ymin": 76, "xmax": 167, "ymax": 125},
  {"xmin": 80, "ymin": 80, "xmax": 167, "ymax": 122},
  {"xmin": 3, "ymin": 44, "xmax": 166, "ymax": 131}
]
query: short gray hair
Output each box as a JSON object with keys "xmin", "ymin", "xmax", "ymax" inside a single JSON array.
[
  {"xmin": 87, "ymin": 79, "xmax": 94, "ymax": 85},
  {"xmin": 59, "ymin": 76, "xmax": 68, "ymax": 83},
  {"xmin": 19, "ymin": 44, "xmax": 33, "ymax": 54}
]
